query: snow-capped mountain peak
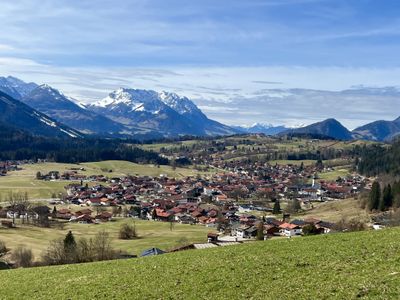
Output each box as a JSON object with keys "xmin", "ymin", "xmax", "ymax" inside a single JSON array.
[
  {"xmin": 158, "ymin": 91, "xmax": 199, "ymax": 115},
  {"xmin": 0, "ymin": 76, "xmax": 38, "ymax": 99},
  {"xmin": 88, "ymin": 87, "xmax": 237, "ymax": 137},
  {"xmin": 249, "ymin": 122, "xmax": 274, "ymax": 129},
  {"xmin": 1, "ymin": 76, "xmax": 238, "ymax": 138},
  {"xmin": 35, "ymin": 84, "xmax": 85, "ymax": 108},
  {"xmin": 38, "ymin": 84, "xmax": 64, "ymax": 98},
  {"xmin": 92, "ymin": 88, "xmax": 170, "ymax": 116},
  {"xmin": 94, "ymin": 88, "xmax": 201, "ymax": 116}
]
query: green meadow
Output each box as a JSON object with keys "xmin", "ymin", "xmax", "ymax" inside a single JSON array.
[
  {"xmin": 0, "ymin": 160, "xmax": 215, "ymax": 200},
  {"xmin": 1, "ymin": 228, "xmax": 400, "ymax": 299}
]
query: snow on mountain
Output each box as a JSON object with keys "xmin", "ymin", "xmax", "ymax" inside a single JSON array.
[
  {"xmin": 281, "ymin": 118, "xmax": 353, "ymax": 140},
  {"xmin": 158, "ymin": 91, "xmax": 200, "ymax": 115},
  {"xmin": 287, "ymin": 123, "xmax": 306, "ymax": 129},
  {"xmin": 4, "ymin": 76, "xmax": 38, "ymax": 97},
  {"xmin": 233, "ymin": 122, "xmax": 290, "ymax": 135},
  {"xmin": 22, "ymin": 84, "xmax": 127, "ymax": 135},
  {"xmin": 90, "ymin": 88, "xmax": 238, "ymax": 137},
  {"xmin": 1, "ymin": 76, "xmax": 237, "ymax": 138},
  {"xmin": 0, "ymin": 76, "xmax": 38, "ymax": 99}
]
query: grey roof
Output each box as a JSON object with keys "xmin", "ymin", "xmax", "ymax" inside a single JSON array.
[{"xmin": 140, "ymin": 248, "xmax": 166, "ymax": 257}]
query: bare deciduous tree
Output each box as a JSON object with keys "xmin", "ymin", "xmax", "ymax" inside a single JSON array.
[{"xmin": 11, "ymin": 246, "xmax": 33, "ymax": 268}]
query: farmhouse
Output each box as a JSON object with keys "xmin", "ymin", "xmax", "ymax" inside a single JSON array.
[{"xmin": 279, "ymin": 223, "xmax": 302, "ymax": 237}]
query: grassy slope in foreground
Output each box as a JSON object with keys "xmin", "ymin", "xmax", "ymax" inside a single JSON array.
[{"xmin": 2, "ymin": 229, "xmax": 400, "ymax": 299}]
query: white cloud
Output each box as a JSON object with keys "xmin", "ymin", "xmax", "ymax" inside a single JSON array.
[
  {"xmin": 0, "ymin": 44, "xmax": 14, "ymax": 51},
  {"xmin": 0, "ymin": 56, "xmax": 42, "ymax": 66}
]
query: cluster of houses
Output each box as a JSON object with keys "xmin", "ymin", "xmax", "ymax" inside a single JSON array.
[
  {"xmin": 53, "ymin": 173, "xmax": 339, "ymax": 238},
  {"xmin": 227, "ymin": 215, "xmax": 334, "ymax": 239},
  {"xmin": 54, "ymin": 160, "xmax": 367, "ymax": 209},
  {"xmin": 215, "ymin": 161, "xmax": 367, "ymax": 201},
  {"xmin": 0, "ymin": 161, "xmax": 20, "ymax": 176},
  {"xmin": 51, "ymin": 207, "xmax": 113, "ymax": 223},
  {"xmin": 37, "ymin": 170, "xmax": 107, "ymax": 182},
  {"xmin": 0, "ymin": 205, "xmax": 114, "ymax": 225}
]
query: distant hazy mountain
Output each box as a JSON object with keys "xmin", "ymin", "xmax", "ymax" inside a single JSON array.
[
  {"xmin": 0, "ymin": 76, "xmax": 38, "ymax": 99},
  {"xmin": 233, "ymin": 123, "xmax": 290, "ymax": 135},
  {"xmin": 21, "ymin": 85, "xmax": 127, "ymax": 136},
  {"xmin": 352, "ymin": 117, "xmax": 400, "ymax": 141},
  {"xmin": 0, "ymin": 91, "xmax": 82, "ymax": 138},
  {"xmin": 89, "ymin": 88, "xmax": 237, "ymax": 137},
  {"xmin": 281, "ymin": 118, "xmax": 353, "ymax": 140}
]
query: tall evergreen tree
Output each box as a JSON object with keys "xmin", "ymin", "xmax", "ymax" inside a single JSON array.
[
  {"xmin": 256, "ymin": 222, "xmax": 265, "ymax": 241},
  {"xmin": 151, "ymin": 208, "xmax": 158, "ymax": 220},
  {"xmin": 392, "ymin": 181, "xmax": 400, "ymax": 197},
  {"xmin": 382, "ymin": 184, "xmax": 393, "ymax": 209},
  {"xmin": 273, "ymin": 200, "xmax": 281, "ymax": 214},
  {"xmin": 52, "ymin": 206, "xmax": 57, "ymax": 217},
  {"xmin": 368, "ymin": 181, "xmax": 381, "ymax": 211},
  {"xmin": 64, "ymin": 231, "xmax": 76, "ymax": 251}
]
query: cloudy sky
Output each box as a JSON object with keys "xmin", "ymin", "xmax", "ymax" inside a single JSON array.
[{"xmin": 1, "ymin": 0, "xmax": 400, "ymax": 129}]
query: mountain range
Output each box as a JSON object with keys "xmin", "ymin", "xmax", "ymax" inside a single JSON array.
[
  {"xmin": 0, "ymin": 76, "xmax": 237, "ymax": 139},
  {"xmin": 21, "ymin": 85, "xmax": 128, "ymax": 137},
  {"xmin": 89, "ymin": 88, "xmax": 236, "ymax": 137},
  {"xmin": 277, "ymin": 117, "xmax": 400, "ymax": 141},
  {"xmin": 0, "ymin": 75, "xmax": 399, "ymax": 141}
]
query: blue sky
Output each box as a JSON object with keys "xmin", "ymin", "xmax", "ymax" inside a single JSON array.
[{"xmin": 1, "ymin": 0, "xmax": 400, "ymax": 127}]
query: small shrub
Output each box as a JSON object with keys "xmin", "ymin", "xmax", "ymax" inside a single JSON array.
[
  {"xmin": 334, "ymin": 218, "xmax": 367, "ymax": 232},
  {"xmin": 0, "ymin": 240, "xmax": 8, "ymax": 256},
  {"xmin": 119, "ymin": 223, "xmax": 137, "ymax": 240},
  {"xmin": 302, "ymin": 224, "xmax": 320, "ymax": 236},
  {"xmin": 11, "ymin": 246, "xmax": 33, "ymax": 268}
]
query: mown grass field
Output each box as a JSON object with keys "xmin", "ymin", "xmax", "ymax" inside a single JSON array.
[
  {"xmin": 1, "ymin": 228, "xmax": 400, "ymax": 299},
  {"xmin": 293, "ymin": 197, "xmax": 369, "ymax": 223},
  {"xmin": 317, "ymin": 168, "xmax": 351, "ymax": 181},
  {"xmin": 0, "ymin": 218, "xmax": 214, "ymax": 258},
  {"xmin": 0, "ymin": 160, "xmax": 215, "ymax": 200}
]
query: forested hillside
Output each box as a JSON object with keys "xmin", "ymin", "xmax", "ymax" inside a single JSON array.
[
  {"xmin": 0, "ymin": 125, "xmax": 167, "ymax": 164},
  {"xmin": 356, "ymin": 139, "xmax": 400, "ymax": 176}
]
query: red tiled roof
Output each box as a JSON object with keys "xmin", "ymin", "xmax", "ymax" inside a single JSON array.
[{"xmin": 279, "ymin": 223, "xmax": 300, "ymax": 230}]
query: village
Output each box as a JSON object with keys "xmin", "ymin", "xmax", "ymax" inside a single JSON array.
[{"xmin": 0, "ymin": 158, "xmax": 370, "ymax": 244}]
